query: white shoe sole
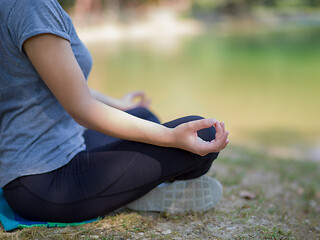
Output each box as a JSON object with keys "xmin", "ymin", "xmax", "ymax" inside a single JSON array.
[{"xmin": 127, "ymin": 176, "xmax": 223, "ymax": 214}]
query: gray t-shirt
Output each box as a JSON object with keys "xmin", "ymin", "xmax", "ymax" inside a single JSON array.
[{"xmin": 0, "ymin": 0, "xmax": 93, "ymax": 187}]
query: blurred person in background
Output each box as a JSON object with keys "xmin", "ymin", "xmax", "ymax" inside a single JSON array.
[{"xmin": 0, "ymin": 0, "xmax": 228, "ymax": 222}]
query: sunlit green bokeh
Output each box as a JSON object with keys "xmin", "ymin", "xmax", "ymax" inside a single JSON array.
[{"xmin": 86, "ymin": 26, "xmax": 320, "ymax": 150}]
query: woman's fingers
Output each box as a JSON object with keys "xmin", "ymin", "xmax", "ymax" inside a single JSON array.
[
  {"xmin": 207, "ymin": 120, "xmax": 229, "ymax": 152},
  {"xmin": 122, "ymin": 91, "xmax": 151, "ymax": 109},
  {"xmin": 213, "ymin": 130, "xmax": 229, "ymax": 149},
  {"xmin": 189, "ymin": 118, "xmax": 217, "ymax": 133},
  {"xmin": 221, "ymin": 139, "xmax": 230, "ymax": 150},
  {"xmin": 135, "ymin": 91, "xmax": 145, "ymax": 102},
  {"xmin": 173, "ymin": 118, "xmax": 229, "ymax": 156},
  {"xmin": 134, "ymin": 91, "xmax": 151, "ymax": 107},
  {"xmin": 196, "ymin": 135, "xmax": 228, "ymax": 156},
  {"xmin": 194, "ymin": 120, "xmax": 229, "ymax": 155},
  {"xmin": 214, "ymin": 120, "xmax": 224, "ymax": 138},
  {"xmin": 124, "ymin": 91, "xmax": 144, "ymax": 101},
  {"xmin": 137, "ymin": 94, "xmax": 151, "ymax": 108},
  {"xmin": 221, "ymin": 121, "xmax": 225, "ymax": 132},
  {"xmin": 142, "ymin": 98, "xmax": 151, "ymax": 108}
]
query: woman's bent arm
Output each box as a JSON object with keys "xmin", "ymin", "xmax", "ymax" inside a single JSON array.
[{"xmin": 23, "ymin": 34, "xmax": 228, "ymax": 156}]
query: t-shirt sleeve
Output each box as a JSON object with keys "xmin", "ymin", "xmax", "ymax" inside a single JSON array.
[{"xmin": 7, "ymin": 0, "xmax": 71, "ymax": 53}]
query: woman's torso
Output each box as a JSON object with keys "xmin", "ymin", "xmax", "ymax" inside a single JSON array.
[{"xmin": 0, "ymin": 0, "xmax": 93, "ymax": 187}]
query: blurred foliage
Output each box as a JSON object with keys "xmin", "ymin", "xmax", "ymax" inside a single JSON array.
[
  {"xmin": 58, "ymin": 0, "xmax": 320, "ymax": 19},
  {"xmin": 58, "ymin": 0, "xmax": 76, "ymax": 9},
  {"xmin": 191, "ymin": 0, "xmax": 320, "ymax": 20},
  {"xmin": 114, "ymin": 0, "xmax": 159, "ymax": 8},
  {"xmin": 58, "ymin": 0, "xmax": 320, "ymax": 9},
  {"xmin": 58, "ymin": 0, "xmax": 159, "ymax": 10}
]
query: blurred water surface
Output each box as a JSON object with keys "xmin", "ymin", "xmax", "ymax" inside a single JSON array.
[{"xmin": 85, "ymin": 25, "xmax": 320, "ymax": 158}]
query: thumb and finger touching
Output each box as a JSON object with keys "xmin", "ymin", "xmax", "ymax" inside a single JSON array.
[
  {"xmin": 177, "ymin": 118, "xmax": 229, "ymax": 156},
  {"xmin": 188, "ymin": 118, "xmax": 217, "ymax": 132},
  {"xmin": 122, "ymin": 91, "xmax": 151, "ymax": 109},
  {"xmin": 200, "ymin": 119, "xmax": 229, "ymax": 153}
]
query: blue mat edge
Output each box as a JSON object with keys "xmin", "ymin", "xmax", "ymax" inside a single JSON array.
[{"xmin": 0, "ymin": 188, "xmax": 99, "ymax": 231}]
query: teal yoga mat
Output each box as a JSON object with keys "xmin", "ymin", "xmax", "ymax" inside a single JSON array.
[{"xmin": 0, "ymin": 188, "xmax": 99, "ymax": 231}]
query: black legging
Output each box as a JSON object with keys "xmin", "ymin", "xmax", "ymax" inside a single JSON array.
[{"xmin": 3, "ymin": 108, "xmax": 218, "ymax": 222}]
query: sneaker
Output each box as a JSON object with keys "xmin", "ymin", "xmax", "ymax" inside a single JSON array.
[{"xmin": 127, "ymin": 175, "xmax": 223, "ymax": 214}]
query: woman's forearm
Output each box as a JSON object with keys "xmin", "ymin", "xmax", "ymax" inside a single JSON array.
[{"xmin": 72, "ymin": 97, "xmax": 174, "ymax": 147}]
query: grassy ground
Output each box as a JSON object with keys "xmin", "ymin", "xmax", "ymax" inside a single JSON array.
[{"xmin": 1, "ymin": 145, "xmax": 319, "ymax": 239}]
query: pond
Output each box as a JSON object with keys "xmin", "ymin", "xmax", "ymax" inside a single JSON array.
[{"xmin": 86, "ymin": 25, "xmax": 320, "ymax": 159}]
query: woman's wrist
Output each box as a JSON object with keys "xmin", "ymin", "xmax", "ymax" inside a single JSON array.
[{"xmin": 159, "ymin": 126, "xmax": 176, "ymax": 148}]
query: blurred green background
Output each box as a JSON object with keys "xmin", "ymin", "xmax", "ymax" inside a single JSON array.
[{"xmin": 61, "ymin": 0, "xmax": 320, "ymax": 160}]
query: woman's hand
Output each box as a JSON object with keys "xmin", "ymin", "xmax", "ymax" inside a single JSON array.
[
  {"xmin": 118, "ymin": 91, "xmax": 151, "ymax": 111},
  {"xmin": 170, "ymin": 119, "xmax": 229, "ymax": 156},
  {"xmin": 90, "ymin": 89, "xmax": 150, "ymax": 111}
]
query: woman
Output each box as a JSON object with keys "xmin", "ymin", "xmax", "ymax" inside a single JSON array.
[{"xmin": 0, "ymin": 0, "xmax": 229, "ymax": 222}]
